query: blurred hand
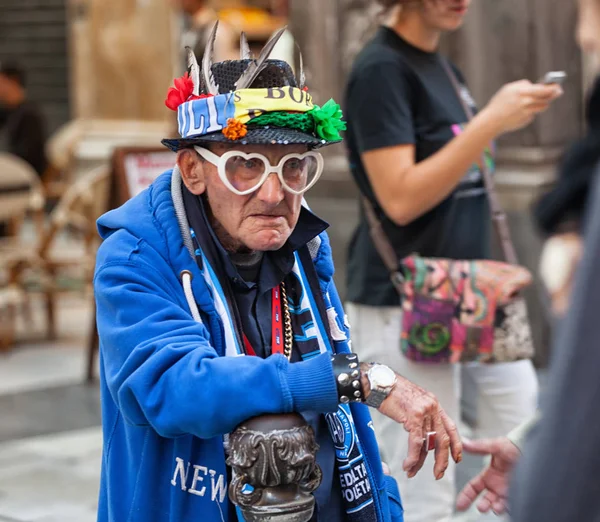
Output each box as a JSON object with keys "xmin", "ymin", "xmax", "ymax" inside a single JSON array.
[
  {"xmin": 361, "ymin": 364, "xmax": 462, "ymax": 480},
  {"xmin": 482, "ymin": 80, "xmax": 563, "ymax": 135},
  {"xmin": 382, "ymin": 461, "xmax": 392, "ymax": 476},
  {"xmin": 539, "ymin": 232, "xmax": 583, "ymax": 316},
  {"xmin": 456, "ymin": 437, "xmax": 521, "ymax": 515}
]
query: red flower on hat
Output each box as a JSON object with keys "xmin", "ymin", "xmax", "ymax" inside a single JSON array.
[{"xmin": 165, "ymin": 72, "xmax": 213, "ymax": 111}]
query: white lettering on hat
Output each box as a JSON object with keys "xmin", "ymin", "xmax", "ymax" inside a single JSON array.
[{"xmin": 205, "ymin": 96, "xmax": 222, "ymax": 134}]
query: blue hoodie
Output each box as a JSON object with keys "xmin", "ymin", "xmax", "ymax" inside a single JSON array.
[{"xmin": 94, "ymin": 169, "xmax": 404, "ymax": 522}]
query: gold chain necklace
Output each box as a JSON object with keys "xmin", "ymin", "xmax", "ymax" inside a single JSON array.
[{"xmin": 279, "ymin": 281, "xmax": 293, "ymax": 361}]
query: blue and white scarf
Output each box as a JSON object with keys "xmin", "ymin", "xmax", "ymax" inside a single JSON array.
[{"xmin": 192, "ymin": 235, "xmax": 377, "ymax": 522}]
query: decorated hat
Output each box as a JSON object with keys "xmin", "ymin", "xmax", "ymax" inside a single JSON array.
[{"xmin": 161, "ymin": 23, "xmax": 346, "ymax": 152}]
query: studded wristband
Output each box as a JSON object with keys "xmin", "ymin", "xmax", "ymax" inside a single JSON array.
[{"xmin": 331, "ymin": 353, "xmax": 364, "ymax": 404}]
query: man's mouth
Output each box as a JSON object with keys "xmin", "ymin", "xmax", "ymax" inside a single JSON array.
[{"xmin": 251, "ymin": 214, "xmax": 286, "ymax": 222}]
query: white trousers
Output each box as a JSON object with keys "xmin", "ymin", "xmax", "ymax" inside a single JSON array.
[{"xmin": 346, "ymin": 303, "xmax": 538, "ymax": 522}]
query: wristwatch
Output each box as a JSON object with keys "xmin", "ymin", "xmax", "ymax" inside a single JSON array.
[{"xmin": 365, "ymin": 364, "xmax": 397, "ymax": 408}]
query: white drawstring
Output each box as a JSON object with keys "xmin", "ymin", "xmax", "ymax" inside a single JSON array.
[{"xmin": 180, "ymin": 270, "xmax": 202, "ymax": 323}]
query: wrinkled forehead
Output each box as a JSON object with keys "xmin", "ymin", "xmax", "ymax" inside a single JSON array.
[{"xmin": 208, "ymin": 143, "xmax": 310, "ymax": 162}]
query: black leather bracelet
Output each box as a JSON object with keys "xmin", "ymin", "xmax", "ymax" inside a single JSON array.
[{"xmin": 331, "ymin": 353, "xmax": 364, "ymax": 404}]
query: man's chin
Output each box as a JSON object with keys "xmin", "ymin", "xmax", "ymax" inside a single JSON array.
[{"xmin": 242, "ymin": 229, "xmax": 291, "ymax": 252}]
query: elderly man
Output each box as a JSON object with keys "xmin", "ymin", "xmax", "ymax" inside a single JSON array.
[{"xmin": 94, "ymin": 24, "xmax": 461, "ymax": 522}]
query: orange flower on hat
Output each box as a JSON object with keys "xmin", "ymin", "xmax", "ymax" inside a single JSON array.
[
  {"xmin": 222, "ymin": 118, "xmax": 248, "ymax": 140},
  {"xmin": 165, "ymin": 72, "xmax": 213, "ymax": 111}
]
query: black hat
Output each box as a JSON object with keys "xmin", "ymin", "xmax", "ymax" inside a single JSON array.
[{"xmin": 161, "ymin": 23, "xmax": 345, "ymax": 152}]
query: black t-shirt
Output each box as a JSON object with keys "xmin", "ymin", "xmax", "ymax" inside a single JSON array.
[{"xmin": 345, "ymin": 26, "xmax": 492, "ymax": 307}]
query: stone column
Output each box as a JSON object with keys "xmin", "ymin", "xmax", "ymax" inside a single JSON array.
[
  {"xmin": 289, "ymin": 0, "xmax": 342, "ymax": 108},
  {"xmin": 338, "ymin": 0, "xmax": 380, "ymax": 80},
  {"xmin": 68, "ymin": 0, "xmax": 179, "ymax": 122},
  {"xmin": 65, "ymin": 0, "xmax": 180, "ymax": 173},
  {"xmin": 288, "ymin": 0, "xmax": 351, "ymax": 191}
]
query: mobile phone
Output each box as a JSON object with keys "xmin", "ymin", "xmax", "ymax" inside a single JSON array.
[{"xmin": 538, "ymin": 71, "xmax": 567, "ymax": 85}]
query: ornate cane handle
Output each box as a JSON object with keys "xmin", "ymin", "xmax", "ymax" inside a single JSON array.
[{"xmin": 226, "ymin": 413, "xmax": 322, "ymax": 522}]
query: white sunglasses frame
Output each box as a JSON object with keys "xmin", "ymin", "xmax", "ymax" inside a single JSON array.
[{"xmin": 194, "ymin": 146, "xmax": 324, "ymax": 196}]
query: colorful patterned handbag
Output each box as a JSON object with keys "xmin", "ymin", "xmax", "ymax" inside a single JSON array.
[
  {"xmin": 399, "ymin": 256, "xmax": 532, "ymax": 363},
  {"xmin": 359, "ymin": 60, "xmax": 536, "ymax": 364},
  {"xmin": 363, "ymin": 196, "xmax": 535, "ymax": 363}
]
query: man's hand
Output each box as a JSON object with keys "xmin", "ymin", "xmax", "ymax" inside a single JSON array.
[
  {"xmin": 362, "ymin": 366, "xmax": 462, "ymax": 479},
  {"xmin": 456, "ymin": 437, "xmax": 521, "ymax": 514}
]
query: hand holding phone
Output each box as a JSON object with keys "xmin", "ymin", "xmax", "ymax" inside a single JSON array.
[{"xmin": 538, "ymin": 71, "xmax": 567, "ymax": 85}]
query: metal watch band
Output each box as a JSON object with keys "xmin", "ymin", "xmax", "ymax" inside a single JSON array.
[
  {"xmin": 365, "ymin": 388, "xmax": 388, "ymax": 409},
  {"xmin": 331, "ymin": 353, "xmax": 364, "ymax": 404}
]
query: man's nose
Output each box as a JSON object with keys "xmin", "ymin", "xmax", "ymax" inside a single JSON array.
[{"xmin": 256, "ymin": 172, "xmax": 285, "ymax": 204}]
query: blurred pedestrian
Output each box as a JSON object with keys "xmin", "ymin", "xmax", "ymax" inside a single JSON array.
[
  {"xmin": 0, "ymin": 61, "xmax": 47, "ymax": 178},
  {"xmin": 457, "ymin": 0, "xmax": 600, "ymax": 519},
  {"xmin": 343, "ymin": 0, "xmax": 562, "ymax": 520},
  {"xmin": 535, "ymin": 75, "xmax": 600, "ymax": 317}
]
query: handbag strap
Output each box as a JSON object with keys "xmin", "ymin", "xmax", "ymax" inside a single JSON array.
[
  {"xmin": 362, "ymin": 195, "xmax": 404, "ymax": 292},
  {"xmin": 440, "ymin": 59, "xmax": 519, "ymax": 265}
]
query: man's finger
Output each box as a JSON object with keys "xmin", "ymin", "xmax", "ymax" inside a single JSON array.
[
  {"xmin": 477, "ymin": 490, "xmax": 498, "ymax": 513},
  {"xmin": 432, "ymin": 414, "xmax": 450, "ymax": 479},
  {"xmin": 492, "ymin": 498, "xmax": 508, "ymax": 515},
  {"xmin": 456, "ymin": 473, "xmax": 486, "ymax": 511},
  {"xmin": 462, "ymin": 437, "xmax": 502, "ymax": 456},
  {"xmin": 407, "ymin": 442, "xmax": 427, "ymax": 479},
  {"xmin": 403, "ymin": 423, "xmax": 424, "ymax": 473},
  {"xmin": 440, "ymin": 410, "xmax": 462, "ymax": 462}
]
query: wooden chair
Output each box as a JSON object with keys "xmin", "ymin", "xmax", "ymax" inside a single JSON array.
[
  {"xmin": 7, "ymin": 164, "xmax": 111, "ymax": 343},
  {"xmin": 39, "ymin": 165, "xmax": 111, "ymax": 340},
  {"xmin": 0, "ymin": 153, "xmax": 46, "ymax": 350},
  {"xmin": 42, "ymin": 120, "xmax": 84, "ymax": 202},
  {"xmin": 0, "ymin": 286, "xmax": 23, "ymax": 351}
]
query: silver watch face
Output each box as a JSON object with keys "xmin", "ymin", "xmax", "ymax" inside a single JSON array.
[{"xmin": 369, "ymin": 365, "xmax": 396, "ymax": 389}]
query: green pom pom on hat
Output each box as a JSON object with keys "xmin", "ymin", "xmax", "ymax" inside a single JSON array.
[
  {"xmin": 247, "ymin": 99, "xmax": 346, "ymax": 143},
  {"xmin": 309, "ymin": 99, "xmax": 347, "ymax": 141}
]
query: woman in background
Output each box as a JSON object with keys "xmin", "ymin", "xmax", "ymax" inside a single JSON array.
[{"xmin": 343, "ymin": 0, "xmax": 562, "ymax": 520}]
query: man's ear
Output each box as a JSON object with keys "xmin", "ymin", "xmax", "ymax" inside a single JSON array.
[{"xmin": 177, "ymin": 149, "xmax": 206, "ymax": 195}]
